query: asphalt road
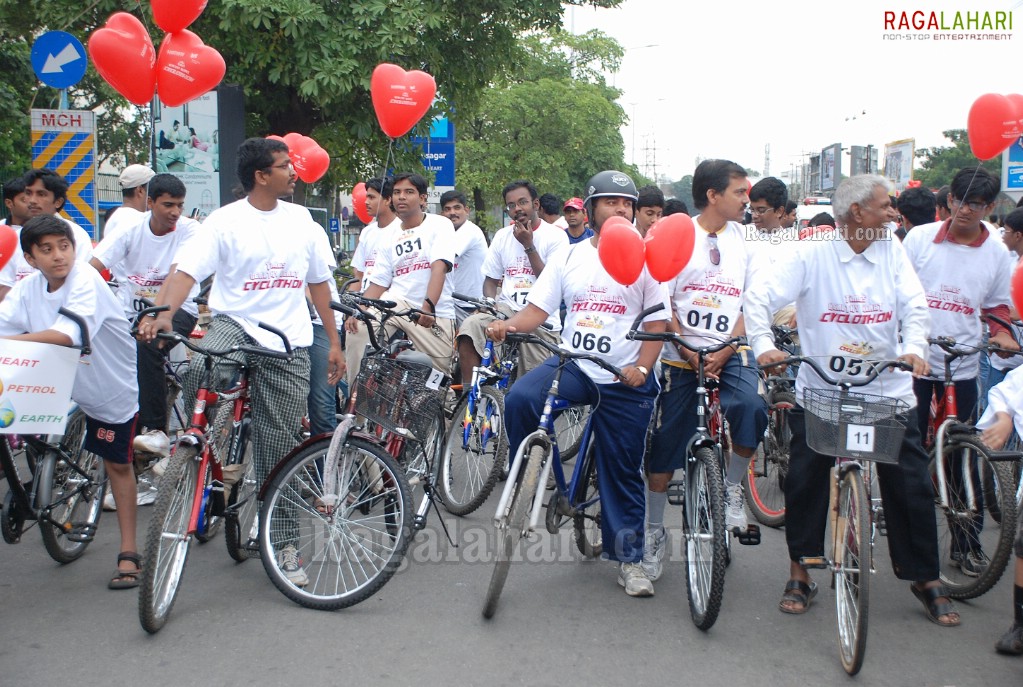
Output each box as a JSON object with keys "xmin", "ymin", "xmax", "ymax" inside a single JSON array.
[{"xmin": 0, "ymin": 488, "xmax": 1019, "ymax": 687}]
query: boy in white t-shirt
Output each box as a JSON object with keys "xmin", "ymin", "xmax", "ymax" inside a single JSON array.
[
  {"xmin": 0, "ymin": 215, "xmax": 141, "ymax": 589},
  {"xmin": 439, "ymin": 189, "xmax": 488, "ymax": 327}
]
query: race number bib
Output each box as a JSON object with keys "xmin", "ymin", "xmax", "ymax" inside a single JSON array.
[{"xmin": 827, "ymin": 337, "xmax": 882, "ymax": 378}]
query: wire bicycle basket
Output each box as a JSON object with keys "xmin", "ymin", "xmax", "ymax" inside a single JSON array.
[
  {"xmin": 802, "ymin": 388, "xmax": 909, "ymax": 464},
  {"xmin": 355, "ymin": 355, "xmax": 446, "ymax": 445}
]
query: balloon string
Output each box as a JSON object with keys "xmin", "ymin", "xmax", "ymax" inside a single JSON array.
[
  {"xmin": 946, "ymin": 165, "xmax": 983, "ymax": 228},
  {"xmin": 380, "ymin": 139, "xmax": 395, "ymax": 181}
]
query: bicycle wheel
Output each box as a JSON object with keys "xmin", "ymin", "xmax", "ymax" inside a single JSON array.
[
  {"xmin": 38, "ymin": 411, "xmax": 106, "ymax": 563},
  {"xmin": 482, "ymin": 442, "xmax": 542, "ymax": 619},
  {"xmin": 930, "ymin": 435, "xmax": 1017, "ymax": 599},
  {"xmin": 745, "ymin": 389, "xmax": 792, "ymax": 528},
  {"xmin": 555, "ymin": 405, "xmax": 591, "ymax": 462},
  {"xmin": 573, "ymin": 441, "xmax": 602, "ymax": 558},
  {"xmin": 259, "ymin": 437, "xmax": 412, "ymax": 610},
  {"xmin": 224, "ymin": 419, "xmax": 258, "ymax": 562},
  {"xmin": 139, "ymin": 445, "xmax": 200, "ymax": 634},
  {"xmin": 684, "ymin": 446, "xmax": 727, "ymax": 630},
  {"xmin": 834, "ymin": 468, "xmax": 870, "ymax": 676},
  {"xmin": 440, "ymin": 386, "xmax": 507, "ymax": 515}
]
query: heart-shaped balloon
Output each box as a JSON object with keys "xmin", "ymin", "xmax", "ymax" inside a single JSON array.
[
  {"xmin": 87, "ymin": 12, "xmax": 157, "ymax": 105},
  {"xmin": 645, "ymin": 214, "xmax": 696, "ymax": 282},
  {"xmin": 152, "ymin": 0, "xmax": 208, "ymax": 34},
  {"xmin": 370, "ymin": 63, "xmax": 437, "ymax": 138},
  {"xmin": 0, "ymin": 225, "xmax": 18, "ymax": 272},
  {"xmin": 352, "ymin": 183, "xmax": 372, "ymax": 224},
  {"xmin": 1012, "ymin": 257, "xmax": 1023, "ymax": 319},
  {"xmin": 282, "ymin": 132, "xmax": 304, "ymax": 150},
  {"xmin": 294, "ymin": 137, "xmax": 330, "ymax": 183},
  {"xmin": 967, "ymin": 93, "xmax": 1023, "ymax": 160},
  {"xmin": 156, "ymin": 30, "xmax": 226, "ymax": 108},
  {"xmin": 598, "ymin": 217, "xmax": 645, "ymax": 286}
]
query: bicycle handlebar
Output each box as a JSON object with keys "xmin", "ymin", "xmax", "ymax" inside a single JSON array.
[
  {"xmin": 57, "ymin": 307, "xmax": 92, "ymax": 356},
  {"xmin": 926, "ymin": 335, "xmax": 1022, "ymax": 360},
  {"xmin": 504, "ymin": 332, "xmax": 624, "ymax": 379},
  {"xmin": 132, "ymin": 304, "xmax": 293, "ymax": 360},
  {"xmin": 759, "ymin": 355, "xmax": 910, "ymax": 388},
  {"xmin": 626, "ymin": 303, "xmax": 745, "ymax": 355}
]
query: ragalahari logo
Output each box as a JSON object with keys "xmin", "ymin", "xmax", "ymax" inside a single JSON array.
[{"xmin": 883, "ymin": 7, "xmax": 1015, "ymax": 41}]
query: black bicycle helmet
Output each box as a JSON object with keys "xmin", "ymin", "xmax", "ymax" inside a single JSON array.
[{"xmin": 583, "ymin": 170, "xmax": 638, "ymax": 219}]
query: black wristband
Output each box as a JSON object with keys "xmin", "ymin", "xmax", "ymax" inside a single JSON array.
[{"xmin": 423, "ymin": 297, "xmax": 435, "ymax": 313}]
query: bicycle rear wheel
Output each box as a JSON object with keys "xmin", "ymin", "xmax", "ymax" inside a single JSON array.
[
  {"xmin": 834, "ymin": 468, "xmax": 870, "ymax": 676},
  {"xmin": 745, "ymin": 390, "xmax": 792, "ymax": 528},
  {"xmin": 684, "ymin": 447, "xmax": 727, "ymax": 630},
  {"xmin": 224, "ymin": 418, "xmax": 258, "ymax": 562},
  {"xmin": 555, "ymin": 405, "xmax": 590, "ymax": 462},
  {"xmin": 440, "ymin": 387, "xmax": 507, "ymax": 515},
  {"xmin": 482, "ymin": 443, "xmax": 542, "ymax": 619},
  {"xmin": 572, "ymin": 441, "xmax": 602, "ymax": 558},
  {"xmin": 259, "ymin": 437, "xmax": 412, "ymax": 610},
  {"xmin": 139, "ymin": 445, "xmax": 200, "ymax": 634}
]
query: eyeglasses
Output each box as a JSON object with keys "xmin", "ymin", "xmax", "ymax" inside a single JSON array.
[
  {"xmin": 748, "ymin": 206, "xmax": 774, "ymax": 216},
  {"xmin": 505, "ymin": 198, "xmax": 533, "ymax": 211},
  {"xmin": 708, "ymin": 233, "xmax": 721, "ymax": 266},
  {"xmin": 950, "ymin": 198, "xmax": 988, "ymax": 212},
  {"xmin": 264, "ymin": 162, "xmax": 293, "ymax": 173}
]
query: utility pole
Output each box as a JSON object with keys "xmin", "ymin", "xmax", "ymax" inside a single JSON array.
[{"xmin": 764, "ymin": 143, "xmax": 770, "ymax": 177}]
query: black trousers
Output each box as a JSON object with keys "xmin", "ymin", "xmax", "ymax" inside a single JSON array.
[{"xmin": 137, "ymin": 310, "xmax": 197, "ymax": 432}]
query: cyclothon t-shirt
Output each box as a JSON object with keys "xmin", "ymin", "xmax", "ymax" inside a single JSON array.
[
  {"xmin": 173, "ymin": 198, "xmax": 333, "ymax": 351},
  {"xmin": 369, "ymin": 212, "xmax": 458, "ymax": 320},
  {"xmin": 0, "ymin": 218, "xmax": 93, "ymax": 288},
  {"xmin": 527, "ymin": 240, "xmax": 670, "ymax": 384},
  {"xmin": 482, "ymin": 219, "xmax": 567, "ymax": 330},
  {"xmin": 352, "ymin": 216, "xmax": 401, "ymax": 292}
]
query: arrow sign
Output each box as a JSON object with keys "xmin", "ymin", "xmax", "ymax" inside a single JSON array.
[{"xmin": 31, "ymin": 31, "xmax": 87, "ymax": 89}]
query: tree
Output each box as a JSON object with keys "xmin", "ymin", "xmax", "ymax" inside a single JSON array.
[
  {"xmin": 669, "ymin": 175, "xmax": 695, "ymax": 210},
  {"xmin": 915, "ymin": 129, "xmax": 1000, "ymax": 188}
]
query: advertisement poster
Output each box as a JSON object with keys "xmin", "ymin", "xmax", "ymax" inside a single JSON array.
[
  {"xmin": 153, "ymin": 92, "xmax": 221, "ymax": 219},
  {"xmin": 0, "ymin": 340, "xmax": 78, "ymax": 434},
  {"xmin": 883, "ymin": 138, "xmax": 916, "ymax": 192},
  {"xmin": 1003, "ymin": 136, "xmax": 1023, "ymax": 193},
  {"xmin": 820, "ymin": 143, "xmax": 840, "ymax": 192}
]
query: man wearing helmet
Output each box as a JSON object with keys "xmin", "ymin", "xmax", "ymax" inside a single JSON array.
[{"xmin": 488, "ymin": 170, "xmax": 671, "ymax": 597}]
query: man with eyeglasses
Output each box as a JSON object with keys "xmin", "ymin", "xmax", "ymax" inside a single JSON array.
[
  {"xmin": 455, "ymin": 179, "xmax": 567, "ymax": 386},
  {"xmin": 902, "ymin": 165, "xmax": 1018, "ymax": 579},
  {"xmin": 643, "ymin": 159, "xmax": 768, "ymax": 582}
]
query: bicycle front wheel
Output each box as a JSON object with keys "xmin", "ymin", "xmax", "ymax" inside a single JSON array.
[
  {"xmin": 572, "ymin": 441, "xmax": 602, "ymax": 558},
  {"xmin": 440, "ymin": 386, "xmax": 507, "ymax": 515},
  {"xmin": 482, "ymin": 443, "xmax": 542, "ymax": 619},
  {"xmin": 139, "ymin": 445, "xmax": 200, "ymax": 634},
  {"xmin": 684, "ymin": 447, "xmax": 727, "ymax": 630},
  {"xmin": 224, "ymin": 418, "xmax": 258, "ymax": 562},
  {"xmin": 745, "ymin": 389, "xmax": 792, "ymax": 528},
  {"xmin": 834, "ymin": 468, "xmax": 870, "ymax": 676},
  {"xmin": 259, "ymin": 437, "xmax": 412, "ymax": 611}
]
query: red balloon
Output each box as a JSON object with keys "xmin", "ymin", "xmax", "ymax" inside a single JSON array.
[
  {"xmin": 87, "ymin": 12, "xmax": 157, "ymax": 105},
  {"xmin": 294, "ymin": 137, "xmax": 330, "ymax": 183},
  {"xmin": 156, "ymin": 30, "xmax": 225, "ymax": 107},
  {"xmin": 1012, "ymin": 257, "xmax": 1023, "ymax": 319},
  {"xmin": 644, "ymin": 214, "xmax": 696, "ymax": 282},
  {"xmin": 967, "ymin": 93, "xmax": 1023, "ymax": 160},
  {"xmin": 0, "ymin": 225, "xmax": 17, "ymax": 272},
  {"xmin": 352, "ymin": 183, "xmax": 372, "ymax": 224},
  {"xmin": 598, "ymin": 217, "xmax": 645, "ymax": 286},
  {"xmin": 370, "ymin": 63, "xmax": 437, "ymax": 138},
  {"xmin": 152, "ymin": 0, "xmax": 208, "ymax": 34},
  {"xmin": 282, "ymin": 132, "xmax": 304, "ymax": 150}
]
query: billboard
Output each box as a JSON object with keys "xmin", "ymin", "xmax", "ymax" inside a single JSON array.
[
  {"xmin": 883, "ymin": 139, "xmax": 915, "ymax": 192},
  {"xmin": 820, "ymin": 143, "xmax": 841, "ymax": 191},
  {"xmin": 411, "ymin": 116, "xmax": 456, "ymax": 207},
  {"xmin": 1002, "ymin": 135, "xmax": 1023, "ymax": 195}
]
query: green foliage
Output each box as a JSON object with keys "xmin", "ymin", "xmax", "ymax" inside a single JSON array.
[
  {"xmin": 670, "ymin": 175, "xmax": 695, "ymax": 210},
  {"xmin": 0, "ymin": 36, "xmax": 33, "ymax": 174},
  {"xmin": 915, "ymin": 129, "xmax": 1000, "ymax": 188}
]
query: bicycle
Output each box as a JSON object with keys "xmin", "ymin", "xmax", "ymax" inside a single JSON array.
[
  {"xmin": 629, "ymin": 307, "xmax": 760, "ymax": 631},
  {"xmin": 924, "ymin": 333, "xmax": 1021, "ymax": 599},
  {"xmin": 133, "ymin": 305, "xmax": 292, "ymax": 633},
  {"xmin": 0, "ymin": 309, "xmax": 106, "ymax": 564}
]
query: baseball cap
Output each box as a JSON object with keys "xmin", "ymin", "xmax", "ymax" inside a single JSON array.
[
  {"xmin": 563, "ymin": 197, "xmax": 584, "ymax": 211},
  {"xmin": 118, "ymin": 164, "xmax": 156, "ymax": 189}
]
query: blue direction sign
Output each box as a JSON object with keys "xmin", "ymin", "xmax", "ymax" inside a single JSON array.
[
  {"xmin": 329, "ymin": 217, "xmax": 341, "ymax": 234},
  {"xmin": 31, "ymin": 32, "xmax": 87, "ymax": 90}
]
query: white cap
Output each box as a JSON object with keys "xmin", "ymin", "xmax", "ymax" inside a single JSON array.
[{"xmin": 118, "ymin": 164, "xmax": 156, "ymax": 189}]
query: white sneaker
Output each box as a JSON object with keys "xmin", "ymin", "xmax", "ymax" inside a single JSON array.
[
  {"xmin": 133, "ymin": 430, "xmax": 170, "ymax": 457},
  {"xmin": 277, "ymin": 544, "xmax": 309, "ymax": 587},
  {"xmin": 102, "ymin": 491, "xmax": 117, "ymax": 511},
  {"xmin": 617, "ymin": 561, "xmax": 654, "ymax": 597},
  {"xmin": 724, "ymin": 480, "xmax": 747, "ymax": 530},
  {"xmin": 150, "ymin": 456, "xmax": 172, "ymax": 478},
  {"xmin": 641, "ymin": 526, "xmax": 667, "ymax": 581}
]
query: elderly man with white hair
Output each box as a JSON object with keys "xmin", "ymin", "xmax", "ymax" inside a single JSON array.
[{"xmin": 746, "ymin": 174, "xmax": 960, "ymax": 628}]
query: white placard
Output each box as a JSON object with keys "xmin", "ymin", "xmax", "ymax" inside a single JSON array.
[
  {"xmin": 0, "ymin": 340, "xmax": 79, "ymax": 434},
  {"xmin": 845, "ymin": 424, "xmax": 875, "ymax": 453},
  {"xmin": 426, "ymin": 368, "xmax": 445, "ymax": 391}
]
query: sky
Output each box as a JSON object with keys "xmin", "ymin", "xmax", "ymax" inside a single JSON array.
[{"xmin": 567, "ymin": 0, "xmax": 1022, "ymax": 184}]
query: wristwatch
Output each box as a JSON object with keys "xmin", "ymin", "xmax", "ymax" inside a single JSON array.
[
  {"xmin": 523, "ymin": 245, "xmax": 536, "ymax": 254},
  {"xmin": 636, "ymin": 365, "xmax": 649, "ymax": 377}
]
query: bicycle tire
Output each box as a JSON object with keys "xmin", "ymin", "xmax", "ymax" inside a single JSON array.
[
  {"xmin": 258, "ymin": 437, "xmax": 412, "ymax": 611},
  {"xmin": 482, "ymin": 442, "xmax": 542, "ymax": 619},
  {"xmin": 573, "ymin": 441, "xmax": 602, "ymax": 558},
  {"xmin": 224, "ymin": 418, "xmax": 258, "ymax": 562},
  {"xmin": 745, "ymin": 390, "xmax": 792, "ymax": 528},
  {"xmin": 555, "ymin": 405, "xmax": 591, "ymax": 462},
  {"xmin": 139, "ymin": 445, "xmax": 200, "ymax": 634},
  {"xmin": 930, "ymin": 434, "xmax": 1017, "ymax": 599},
  {"xmin": 684, "ymin": 446, "xmax": 727, "ymax": 631},
  {"xmin": 834, "ymin": 468, "xmax": 870, "ymax": 676},
  {"xmin": 38, "ymin": 411, "xmax": 106, "ymax": 563},
  {"xmin": 440, "ymin": 386, "xmax": 508, "ymax": 516}
]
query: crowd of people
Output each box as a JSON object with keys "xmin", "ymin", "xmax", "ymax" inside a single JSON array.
[{"xmin": 1, "ymin": 137, "xmax": 1021, "ymax": 656}]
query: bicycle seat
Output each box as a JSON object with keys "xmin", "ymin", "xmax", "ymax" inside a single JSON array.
[{"xmin": 396, "ymin": 349, "xmax": 435, "ymax": 370}]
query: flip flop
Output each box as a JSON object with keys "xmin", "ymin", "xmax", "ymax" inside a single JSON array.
[
  {"xmin": 779, "ymin": 579, "xmax": 818, "ymax": 614},
  {"xmin": 109, "ymin": 551, "xmax": 142, "ymax": 590},
  {"xmin": 910, "ymin": 583, "xmax": 960, "ymax": 627}
]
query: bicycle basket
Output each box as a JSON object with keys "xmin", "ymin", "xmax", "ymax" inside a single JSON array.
[
  {"xmin": 355, "ymin": 356, "xmax": 445, "ymax": 443},
  {"xmin": 801, "ymin": 388, "xmax": 909, "ymax": 464}
]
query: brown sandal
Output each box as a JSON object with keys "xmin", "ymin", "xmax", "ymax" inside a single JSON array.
[
  {"xmin": 779, "ymin": 579, "xmax": 818, "ymax": 614},
  {"xmin": 910, "ymin": 583, "xmax": 960, "ymax": 627},
  {"xmin": 109, "ymin": 552, "xmax": 142, "ymax": 590}
]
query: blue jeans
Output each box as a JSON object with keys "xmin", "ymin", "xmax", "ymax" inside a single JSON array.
[{"xmin": 308, "ymin": 324, "xmax": 341, "ymax": 436}]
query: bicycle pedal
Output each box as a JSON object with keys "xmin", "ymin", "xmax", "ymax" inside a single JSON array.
[
  {"xmin": 799, "ymin": 556, "xmax": 828, "ymax": 569},
  {"xmin": 665, "ymin": 479, "xmax": 685, "ymax": 506},
  {"xmin": 64, "ymin": 523, "xmax": 98, "ymax": 543},
  {"xmin": 735, "ymin": 524, "xmax": 761, "ymax": 545}
]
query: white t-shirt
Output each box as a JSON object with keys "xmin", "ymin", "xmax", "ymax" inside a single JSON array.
[
  {"xmin": 902, "ymin": 221, "xmax": 1012, "ymax": 380},
  {"xmin": 101, "ymin": 206, "xmax": 145, "ymax": 241},
  {"xmin": 746, "ymin": 237, "xmax": 930, "ymax": 407},
  {"xmin": 309, "ymin": 229, "xmax": 342, "ymax": 328},
  {"xmin": 352, "ymin": 216, "xmax": 401, "ymax": 292},
  {"xmin": 663, "ymin": 219, "xmax": 761, "ymax": 360},
  {"xmin": 746, "ymin": 225, "xmax": 797, "ymax": 269},
  {"xmin": 0, "ymin": 217, "xmax": 93, "ymax": 288},
  {"xmin": 173, "ymin": 199, "xmax": 333, "ymax": 351},
  {"xmin": 369, "ymin": 213, "xmax": 458, "ymax": 319},
  {"xmin": 528, "ymin": 240, "xmax": 671, "ymax": 384},
  {"xmin": 92, "ymin": 212, "xmax": 202, "ymax": 318},
  {"xmin": 0, "ymin": 264, "xmax": 138, "ymax": 423},
  {"xmin": 977, "ymin": 364, "xmax": 1023, "ymax": 436},
  {"xmin": 450, "ymin": 220, "xmax": 488, "ymax": 305},
  {"xmin": 483, "ymin": 220, "xmax": 568, "ymax": 330}
]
